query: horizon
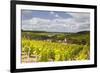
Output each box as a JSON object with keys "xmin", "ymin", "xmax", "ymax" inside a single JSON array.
[{"xmin": 22, "ymin": 29, "xmax": 90, "ymax": 33}]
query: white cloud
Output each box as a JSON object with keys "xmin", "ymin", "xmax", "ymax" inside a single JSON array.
[
  {"xmin": 22, "ymin": 12, "xmax": 90, "ymax": 32},
  {"xmin": 50, "ymin": 11, "xmax": 61, "ymax": 18},
  {"xmin": 68, "ymin": 13, "xmax": 89, "ymax": 18},
  {"xmin": 50, "ymin": 11, "xmax": 55, "ymax": 15},
  {"xmin": 22, "ymin": 10, "xmax": 33, "ymax": 15},
  {"xmin": 55, "ymin": 14, "xmax": 60, "ymax": 18},
  {"xmin": 67, "ymin": 12, "xmax": 90, "ymax": 22}
]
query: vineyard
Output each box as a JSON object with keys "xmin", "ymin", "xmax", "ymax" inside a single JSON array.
[{"xmin": 21, "ymin": 31, "xmax": 90, "ymax": 63}]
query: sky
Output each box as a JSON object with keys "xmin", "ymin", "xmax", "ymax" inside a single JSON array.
[{"xmin": 21, "ymin": 10, "xmax": 90, "ymax": 33}]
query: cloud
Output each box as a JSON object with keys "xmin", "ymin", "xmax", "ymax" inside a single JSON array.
[
  {"xmin": 22, "ymin": 12, "xmax": 90, "ymax": 32},
  {"xmin": 22, "ymin": 10, "xmax": 33, "ymax": 14},
  {"xmin": 55, "ymin": 14, "xmax": 60, "ymax": 18},
  {"xmin": 50, "ymin": 11, "xmax": 55, "ymax": 15},
  {"xmin": 21, "ymin": 10, "xmax": 34, "ymax": 20},
  {"xmin": 50, "ymin": 11, "xmax": 61, "ymax": 18},
  {"xmin": 67, "ymin": 12, "xmax": 90, "ymax": 22}
]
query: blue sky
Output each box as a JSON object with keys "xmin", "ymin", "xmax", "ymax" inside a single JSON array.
[
  {"xmin": 21, "ymin": 10, "xmax": 90, "ymax": 32},
  {"xmin": 22, "ymin": 10, "xmax": 72, "ymax": 20}
]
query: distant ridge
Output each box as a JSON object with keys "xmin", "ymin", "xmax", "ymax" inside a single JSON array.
[
  {"xmin": 77, "ymin": 31, "xmax": 90, "ymax": 34},
  {"xmin": 22, "ymin": 30, "xmax": 47, "ymax": 33},
  {"xmin": 22, "ymin": 29, "xmax": 90, "ymax": 34}
]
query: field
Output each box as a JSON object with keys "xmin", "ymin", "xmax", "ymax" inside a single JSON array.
[{"xmin": 21, "ymin": 31, "xmax": 90, "ymax": 63}]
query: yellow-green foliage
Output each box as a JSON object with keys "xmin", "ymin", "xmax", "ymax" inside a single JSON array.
[{"xmin": 22, "ymin": 39, "xmax": 90, "ymax": 62}]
